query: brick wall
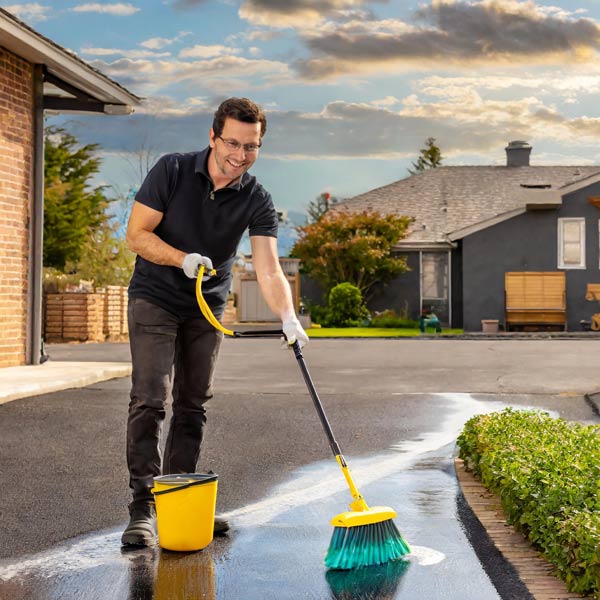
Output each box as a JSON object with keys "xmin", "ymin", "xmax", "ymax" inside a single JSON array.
[
  {"xmin": 44, "ymin": 287, "xmax": 129, "ymax": 342},
  {"xmin": 0, "ymin": 48, "xmax": 33, "ymax": 367}
]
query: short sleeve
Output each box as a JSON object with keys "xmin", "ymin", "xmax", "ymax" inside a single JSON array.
[
  {"xmin": 134, "ymin": 154, "xmax": 178, "ymax": 212},
  {"xmin": 248, "ymin": 188, "xmax": 278, "ymax": 238}
]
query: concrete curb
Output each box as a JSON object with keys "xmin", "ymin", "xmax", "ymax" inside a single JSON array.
[
  {"xmin": 584, "ymin": 391, "xmax": 600, "ymax": 417},
  {"xmin": 0, "ymin": 361, "xmax": 132, "ymax": 405},
  {"xmin": 455, "ymin": 458, "xmax": 593, "ymax": 600}
]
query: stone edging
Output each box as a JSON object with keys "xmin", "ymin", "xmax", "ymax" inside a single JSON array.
[{"xmin": 454, "ymin": 457, "xmax": 592, "ymax": 600}]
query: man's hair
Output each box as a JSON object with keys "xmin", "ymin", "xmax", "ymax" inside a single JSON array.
[{"xmin": 212, "ymin": 97, "xmax": 267, "ymax": 138}]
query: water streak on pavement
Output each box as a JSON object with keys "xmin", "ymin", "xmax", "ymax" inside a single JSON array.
[{"xmin": 0, "ymin": 393, "xmax": 507, "ymax": 599}]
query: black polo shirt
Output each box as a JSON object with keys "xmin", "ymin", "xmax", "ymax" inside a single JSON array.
[{"xmin": 128, "ymin": 147, "xmax": 278, "ymax": 318}]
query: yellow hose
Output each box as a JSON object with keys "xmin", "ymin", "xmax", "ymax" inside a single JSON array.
[{"xmin": 195, "ymin": 265, "xmax": 235, "ymax": 336}]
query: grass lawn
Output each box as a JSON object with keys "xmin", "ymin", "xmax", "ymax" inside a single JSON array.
[{"xmin": 306, "ymin": 327, "xmax": 464, "ymax": 337}]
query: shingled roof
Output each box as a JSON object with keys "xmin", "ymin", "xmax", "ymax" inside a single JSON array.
[{"xmin": 338, "ymin": 164, "xmax": 600, "ymax": 247}]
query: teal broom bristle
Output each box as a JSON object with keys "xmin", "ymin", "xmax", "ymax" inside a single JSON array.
[{"xmin": 324, "ymin": 519, "xmax": 410, "ymax": 570}]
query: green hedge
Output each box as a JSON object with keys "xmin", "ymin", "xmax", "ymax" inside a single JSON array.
[
  {"xmin": 370, "ymin": 309, "xmax": 419, "ymax": 329},
  {"xmin": 457, "ymin": 408, "xmax": 600, "ymax": 597}
]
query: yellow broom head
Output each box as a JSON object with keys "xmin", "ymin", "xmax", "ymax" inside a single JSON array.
[{"xmin": 330, "ymin": 506, "xmax": 397, "ymax": 528}]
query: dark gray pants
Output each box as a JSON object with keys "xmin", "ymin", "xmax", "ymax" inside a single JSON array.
[{"xmin": 127, "ymin": 297, "xmax": 223, "ymax": 508}]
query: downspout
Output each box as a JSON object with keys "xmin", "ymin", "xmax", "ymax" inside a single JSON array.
[{"xmin": 27, "ymin": 64, "xmax": 44, "ymax": 365}]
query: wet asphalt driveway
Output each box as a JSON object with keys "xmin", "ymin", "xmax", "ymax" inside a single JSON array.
[{"xmin": 0, "ymin": 339, "xmax": 598, "ymax": 599}]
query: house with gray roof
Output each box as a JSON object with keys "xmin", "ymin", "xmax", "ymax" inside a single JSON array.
[{"xmin": 338, "ymin": 141, "xmax": 600, "ymax": 331}]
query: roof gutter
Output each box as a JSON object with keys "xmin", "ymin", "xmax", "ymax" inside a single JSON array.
[{"xmin": 393, "ymin": 240, "xmax": 455, "ymax": 251}]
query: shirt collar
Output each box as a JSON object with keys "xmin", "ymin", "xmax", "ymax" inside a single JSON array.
[{"xmin": 195, "ymin": 146, "xmax": 249, "ymax": 191}]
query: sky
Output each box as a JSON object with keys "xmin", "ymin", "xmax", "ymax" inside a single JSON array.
[{"xmin": 7, "ymin": 0, "xmax": 600, "ymax": 223}]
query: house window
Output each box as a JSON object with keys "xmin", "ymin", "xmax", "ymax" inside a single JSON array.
[
  {"xmin": 421, "ymin": 252, "xmax": 449, "ymax": 324},
  {"xmin": 558, "ymin": 218, "xmax": 585, "ymax": 269}
]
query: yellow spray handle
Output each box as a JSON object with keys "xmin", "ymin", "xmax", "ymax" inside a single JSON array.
[
  {"xmin": 335, "ymin": 455, "xmax": 370, "ymax": 512},
  {"xmin": 195, "ymin": 265, "xmax": 235, "ymax": 336}
]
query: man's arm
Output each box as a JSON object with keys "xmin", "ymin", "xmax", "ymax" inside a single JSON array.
[
  {"xmin": 126, "ymin": 201, "xmax": 186, "ymax": 267},
  {"xmin": 251, "ymin": 235, "xmax": 308, "ymax": 347},
  {"xmin": 250, "ymin": 235, "xmax": 295, "ymax": 319}
]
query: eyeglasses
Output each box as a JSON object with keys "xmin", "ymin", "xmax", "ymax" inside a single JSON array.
[{"xmin": 217, "ymin": 135, "xmax": 262, "ymax": 154}]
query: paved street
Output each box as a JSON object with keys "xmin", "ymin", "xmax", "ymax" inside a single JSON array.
[{"xmin": 0, "ymin": 339, "xmax": 598, "ymax": 599}]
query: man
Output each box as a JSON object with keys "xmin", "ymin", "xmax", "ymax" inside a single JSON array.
[{"xmin": 122, "ymin": 97, "xmax": 309, "ymax": 546}]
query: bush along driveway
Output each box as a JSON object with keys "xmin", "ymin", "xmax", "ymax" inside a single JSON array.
[{"xmin": 457, "ymin": 409, "xmax": 600, "ymax": 598}]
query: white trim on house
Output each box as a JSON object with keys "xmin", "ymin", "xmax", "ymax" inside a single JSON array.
[
  {"xmin": 394, "ymin": 241, "xmax": 454, "ymax": 251},
  {"xmin": 557, "ymin": 217, "xmax": 586, "ymax": 269},
  {"xmin": 559, "ymin": 172, "xmax": 600, "ymax": 195}
]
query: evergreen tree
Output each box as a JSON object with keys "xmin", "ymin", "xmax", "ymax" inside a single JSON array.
[
  {"xmin": 408, "ymin": 137, "xmax": 443, "ymax": 175},
  {"xmin": 307, "ymin": 192, "xmax": 338, "ymax": 223},
  {"xmin": 43, "ymin": 126, "xmax": 112, "ymax": 269}
]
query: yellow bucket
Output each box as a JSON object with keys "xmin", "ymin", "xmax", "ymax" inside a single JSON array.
[{"xmin": 151, "ymin": 473, "xmax": 218, "ymax": 552}]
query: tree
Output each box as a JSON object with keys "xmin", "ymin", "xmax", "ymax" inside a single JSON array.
[
  {"xmin": 408, "ymin": 137, "xmax": 443, "ymax": 175},
  {"xmin": 43, "ymin": 126, "xmax": 113, "ymax": 269},
  {"xmin": 64, "ymin": 226, "xmax": 135, "ymax": 287},
  {"xmin": 292, "ymin": 210, "xmax": 413, "ymax": 301},
  {"xmin": 307, "ymin": 192, "xmax": 339, "ymax": 223}
]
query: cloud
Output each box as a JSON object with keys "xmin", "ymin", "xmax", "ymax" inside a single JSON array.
[
  {"xmin": 89, "ymin": 56, "xmax": 290, "ymax": 96},
  {"xmin": 4, "ymin": 3, "xmax": 51, "ymax": 22},
  {"xmin": 416, "ymin": 72, "xmax": 600, "ymax": 101},
  {"xmin": 179, "ymin": 45, "xmax": 242, "ymax": 58},
  {"xmin": 295, "ymin": 0, "xmax": 600, "ymax": 79},
  {"xmin": 170, "ymin": 0, "xmax": 208, "ymax": 9},
  {"xmin": 244, "ymin": 30, "xmax": 284, "ymax": 42},
  {"xmin": 60, "ymin": 94, "xmax": 600, "ymax": 165},
  {"xmin": 140, "ymin": 32, "xmax": 191, "ymax": 49},
  {"xmin": 238, "ymin": 0, "xmax": 379, "ymax": 28},
  {"xmin": 71, "ymin": 3, "xmax": 140, "ymax": 15},
  {"xmin": 81, "ymin": 47, "xmax": 171, "ymax": 59}
]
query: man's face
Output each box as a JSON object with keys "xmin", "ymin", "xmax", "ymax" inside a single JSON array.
[{"xmin": 209, "ymin": 117, "xmax": 262, "ymax": 180}]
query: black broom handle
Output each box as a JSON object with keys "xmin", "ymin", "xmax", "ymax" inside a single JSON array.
[{"xmin": 291, "ymin": 341, "xmax": 345, "ymax": 462}]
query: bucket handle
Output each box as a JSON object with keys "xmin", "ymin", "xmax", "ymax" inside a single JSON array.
[{"xmin": 152, "ymin": 476, "xmax": 217, "ymax": 496}]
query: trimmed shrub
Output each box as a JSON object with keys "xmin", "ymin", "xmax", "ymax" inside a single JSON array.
[
  {"xmin": 458, "ymin": 408, "xmax": 600, "ymax": 597},
  {"xmin": 327, "ymin": 283, "xmax": 370, "ymax": 327}
]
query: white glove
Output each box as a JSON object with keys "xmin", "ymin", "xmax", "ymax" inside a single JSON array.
[
  {"xmin": 282, "ymin": 316, "xmax": 309, "ymax": 349},
  {"xmin": 182, "ymin": 253, "xmax": 213, "ymax": 279}
]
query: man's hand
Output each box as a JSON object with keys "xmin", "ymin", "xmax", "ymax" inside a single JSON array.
[
  {"xmin": 182, "ymin": 253, "xmax": 213, "ymax": 279},
  {"xmin": 282, "ymin": 316, "xmax": 309, "ymax": 349}
]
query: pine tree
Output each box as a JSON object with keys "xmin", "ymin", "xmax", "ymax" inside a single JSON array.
[
  {"xmin": 307, "ymin": 192, "xmax": 338, "ymax": 223},
  {"xmin": 43, "ymin": 126, "xmax": 112, "ymax": 270},
  {"xmin": 408, "ymin": 137, "xmax": 443, "ymax": 175}
]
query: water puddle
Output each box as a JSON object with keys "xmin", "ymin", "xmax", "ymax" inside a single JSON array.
[{"xmin": 0, "ymin": 393, "xmax": 505, "ymax": 599}]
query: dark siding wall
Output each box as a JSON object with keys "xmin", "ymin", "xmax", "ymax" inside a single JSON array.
[
  {"xmin": 299, "ymin": 273, "xmax": 326, "ymax": 306},
  {"xmin": 461, "ymin": 182, "xmax": 600, "ymax": 331},
  {"xmin": 451, "ymin": 243, "xmax": 463, "ymax": 328},
  {"xmin": 369, "ymin": 252, "xmax": 421, "ymax": 319}
]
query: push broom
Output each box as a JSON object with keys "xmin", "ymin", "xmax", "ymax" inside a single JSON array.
[{"xmin": 196, "ymin": 267, "xmax": 411, "ymax": 569}]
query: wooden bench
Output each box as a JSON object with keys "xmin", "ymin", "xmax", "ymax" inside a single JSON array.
[
  {"xmin": 505, "ymin": 272, "xmax": 566, "ymax": 331},
  {"xmin": 585, "ymin": 284, "xmax": 600, "ymax": 331}
]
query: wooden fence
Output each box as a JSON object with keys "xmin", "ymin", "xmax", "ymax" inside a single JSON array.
[{"xmin": 44, "ymin": 286, "xmax": 128, "ymax": 342}]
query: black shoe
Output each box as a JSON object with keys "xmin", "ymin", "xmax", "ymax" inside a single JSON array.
[
  {"xmin": 121, "ymin": 504, "xmax": 156, "ymax": 547},
  {"xmin": 214, "ymin": 514, "xmax": 230, "ymax": 535}
]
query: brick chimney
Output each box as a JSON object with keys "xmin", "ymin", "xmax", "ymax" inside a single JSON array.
[{"xmin": 505, "ymin": 140, "xmax": 532, "ymax": 167}]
